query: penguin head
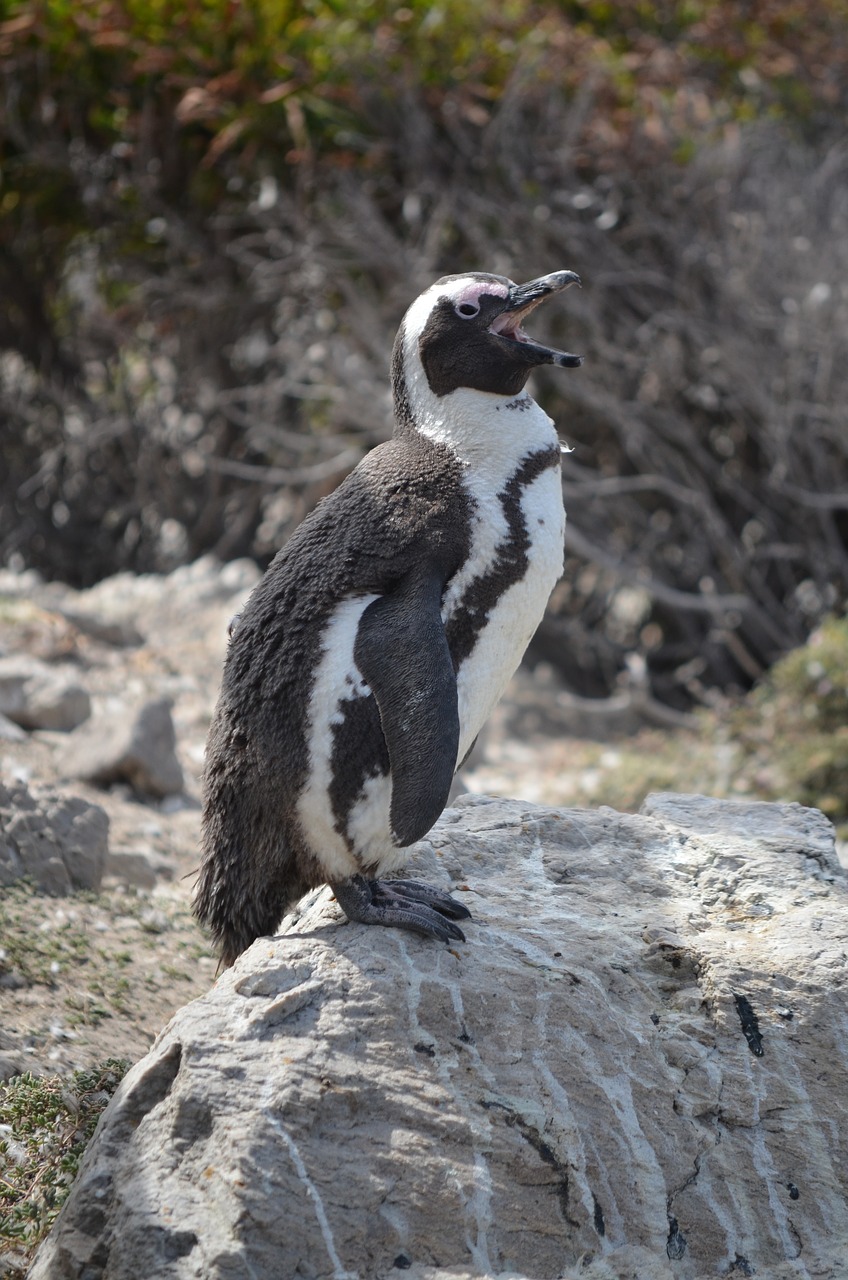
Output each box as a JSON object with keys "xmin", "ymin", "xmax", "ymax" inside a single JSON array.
[{"xmin": 394, "ymin": 270, "xmax": 582, "ymax": 409}]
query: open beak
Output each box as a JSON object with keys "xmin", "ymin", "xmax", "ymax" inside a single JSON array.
[{"xmin": 489, "ymin": 270, "xmax": 583, "ymax": 368}]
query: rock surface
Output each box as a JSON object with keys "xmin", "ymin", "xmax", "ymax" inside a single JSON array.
[
  {"xmin": 58, "ymin": 696, "xmax": 184, "ymax": 798},
  {"xmin": 0, "ymin": 656, "xmax": 91, "ymax": 732},
  {"xmin": 0, "ymin": 711, "xmax": 26, "ymax": 742},
  {"xmin": 30, "ymin": 793, "xmax": 848, "ymax": 1280},
  {"xmin": 0, "ymin": 778, "xmax": 109, "ymax": 895},
  {"xmin": 0, "ymin": 1030, "xmax": 28, "ymax": 1083}
]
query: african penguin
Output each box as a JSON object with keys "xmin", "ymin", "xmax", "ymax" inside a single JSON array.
[{"xmin": 194, "ymin": 269, "xmax": 582, "ymax": 966}]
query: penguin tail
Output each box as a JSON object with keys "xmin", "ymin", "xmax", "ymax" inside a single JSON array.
[
  {"xmin": 194, "ymin": 775, "xmax": 311, "ymax": 969},
  {"xmin": 193, "ymin": 846, "xmax": 308, "ymax": 970}
]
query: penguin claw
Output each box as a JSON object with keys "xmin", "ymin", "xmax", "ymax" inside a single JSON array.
[
  {"xmin": 380, "ymin": 878, "xmax": 472, "ymax": 921},
  {"xmin": 331, "ymin": 874, "xmax": 471, "ymax": 943}
]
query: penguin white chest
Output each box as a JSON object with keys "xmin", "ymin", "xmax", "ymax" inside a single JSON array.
[
  {"xmin": 447, "ymin": 459, "xmax": 565, "ymax": 763},
  {"xmin": 295, "ymin": 424, "xmax": 565, "ymax": 879}
]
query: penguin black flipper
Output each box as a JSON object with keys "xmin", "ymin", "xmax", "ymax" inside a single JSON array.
[{"xmin": 354, "ymin": 560, "xmax": 460, "ymax": 848}]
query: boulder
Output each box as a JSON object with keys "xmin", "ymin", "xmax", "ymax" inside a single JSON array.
[
  {"xmin": 29, "ymin": 794, "xmax": 848, "ymax": 1280},
  {"xmin": 57, "ymin": 607, "xmax": 145, "ymax": 648},
  {"xmin": 0, "ymin": 1030, "xmax": 29, "ymax": 1082},
  {"xmin": 0, "ymin": 656, "xmax": 91, "ymax": 731},
  {"xmin": 0, "ymin": 778, "xmax": 109, "ymax": 895},
  {"xmin": 0, "ymin": 711, "xmax": 26, "ymax": 742},
  {"xmin": 59, "ymin": 696, "xmax": 184, "ymax": 798},
  {"xmin": 102, "ymin": 848, "xmax": 174, "ymax": 889}
]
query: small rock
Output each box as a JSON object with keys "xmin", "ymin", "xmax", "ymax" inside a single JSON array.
[
  {"xmin": 0, "ymin": 1052, "xmax": 28, "ymax": 1082},
  {"xmin": 0, "ymin": 834, "xmax": 24, "ymax": 884},
  {"xmin": 0, "ymin": 778, "xmax": 109, "ymax": 894},
  {"xmin": 58, "ymin": 608, "xmax": 145, "ymax": 648},
  {"xmin": 166, "ymin": 555, "xmax": 260, "ymax": 601},
  {"xmin": 139, "ymin": 908, "xmax": 170, "ymax": 934},
  {"xmin": 0, "ymin": 1246, "xmax": 29, "ymax": 1279},
  {"xmin": 217, "ymin": 558, "xmax": 262, "ymax": 594},
  {"xmin": 103, "ymin": 850, "xmax": 174, "ymax": 890},
  {"xmin": 0, "ymin": 656, "xmax": 91, "ymax": 731},
  {"xmin": 102, "ymin": 850, "xmax": 158, "ymax": 889},
  {"xmin": 159, "ymin": 793, "xmax": 196, "ymax": 815},
  {"xmin": 0, "ymin": 971, "xmax": 28, "ymax": 992},
  {"xmin": 59, "ymin": 697, "xmax": 184, "ymax": 798},
  {"xmin": 0, "ymin": 712, "xmax": 26, "ymax": 742}
]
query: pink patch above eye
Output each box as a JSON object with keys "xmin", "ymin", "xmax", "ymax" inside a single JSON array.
[{"xmin": 453, "ymin": 280, "xmax": 509, "ymax": 307}]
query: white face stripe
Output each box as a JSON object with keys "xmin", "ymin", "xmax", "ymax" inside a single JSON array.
[
  {"xmin": 402, "ymin": 346, "xmax": 560, "ymax": 482},
  {"xmin": 403, "ymin": 275, "xmax": 511, "ymax": 338},
  {"xmin": 453, "ymin": 278, "xmax": 508, "ymax": 308}
]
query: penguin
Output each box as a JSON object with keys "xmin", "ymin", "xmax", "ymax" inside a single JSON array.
[{"xmin": 194, "ymin": 269, "xmax": 582, "ymax": 966}]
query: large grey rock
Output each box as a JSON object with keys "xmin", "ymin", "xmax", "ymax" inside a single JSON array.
[
  {"xmin": 59, "ymin": 696, "xmax": 184, "ymax": 797},
  {"xmin": 0, "ymin": 778, "xmax": 109, "ymax": 894},
  {"xmin": 30, "ymin": 794, "xmax": 848, "ymax": 1280},
  {"xmin": 0, "ymin": 656, "xmax": 91, "ymax": 731}
]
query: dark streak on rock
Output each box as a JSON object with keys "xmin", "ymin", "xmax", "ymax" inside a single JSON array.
[
  {"xmin": 592, "ymin": 1192, "xmax": 606, "ymax": 1236},
  {"xmin": 733, "ymin": 992, "xmax": 764, "ymax": 1057},
  {"xmin": 787, "ymin": 1220, "xmax": 803, "ymax": 1258},
  {"xmin": 666, "ymin": 1214, "xmax": 687, "ymax": 1260},
  {"xmin": 512, "ymin": 1118, "xmax": 579, "ymax": 1229},
  {"xmin": 479, "ymin": 1098, "xmax": 579, "ymax": 1229}
]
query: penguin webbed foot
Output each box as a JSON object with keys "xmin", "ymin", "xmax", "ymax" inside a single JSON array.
[{"xmin": 331, "ymin": 874, "xmax": 470, "ymax": 943}]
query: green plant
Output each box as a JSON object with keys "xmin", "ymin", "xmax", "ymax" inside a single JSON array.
[
  {"xmin": 0, "ymin": 1059, "xmax": 130, "ymax": 1262},
  {"xmin": 0, "ymin": 883, "xmax": 92, "ymax": 987}
]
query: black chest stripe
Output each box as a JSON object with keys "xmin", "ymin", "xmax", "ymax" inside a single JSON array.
[
  {"xmin": 327, "ymin": 686, "xmax": 389, "ymax": 848},
  {"xmin": 445, "ymin": 445, "xmax": 561, "ymax": 669}
]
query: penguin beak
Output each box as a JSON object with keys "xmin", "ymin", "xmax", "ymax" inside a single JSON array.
[{"xmin": 489, "ymin": 270, "xmax": 583, "ymax": 368}]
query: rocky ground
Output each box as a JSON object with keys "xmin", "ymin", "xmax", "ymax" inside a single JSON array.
[
  {"xmin": 0, "ymin": 558, "xmax": 842, "ymax": 1088},
  {"xmin": 0, "ymin": 558, "xmax": 258, "ymax": 1081}
]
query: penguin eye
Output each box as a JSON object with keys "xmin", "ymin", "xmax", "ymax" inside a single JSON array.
[{"xmin": 455, "ymin": 302, "xmax": 480, "ymax": 318}]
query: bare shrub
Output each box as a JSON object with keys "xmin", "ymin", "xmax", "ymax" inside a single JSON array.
[{"xmin": 1, "ymin": 114, "xmax": 846, "ymax": 706}]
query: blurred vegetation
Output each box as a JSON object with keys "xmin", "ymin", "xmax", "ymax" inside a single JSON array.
[
  {"xmin": 495, "ymin": 619, "xmax": 848, "ymax": 839},
  {"xmin": 1, "ymin": 0, "xmax": 847, "ymax": 707},
  {"xmin": 733, "ymin": 616, "xmax": 848, "ymax": 827}
]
